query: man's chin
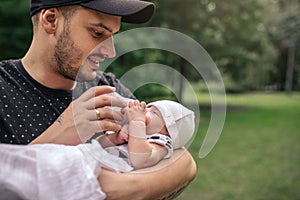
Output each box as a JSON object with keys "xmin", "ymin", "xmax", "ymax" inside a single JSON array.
[{"xmin": 75, "ymin": 71, "xmax": 97, "ymax": 82}]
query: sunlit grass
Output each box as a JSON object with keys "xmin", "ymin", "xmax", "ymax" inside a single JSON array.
[{"xmin": 178, "ymin": 92, "xmax": 300, "ymax": 200}]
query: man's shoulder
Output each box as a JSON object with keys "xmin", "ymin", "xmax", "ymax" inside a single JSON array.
[
  {"xmin": 96, "ymin": 71, "xmax": 118, "ymax": 86},
  {"xmin": 0, "ymin": 59, "xmax": 21, "ymax": 78},
  {"xmin": 96, "ymin": 71, "xmax": 135, "ymax": 99},
  {"xmin": 0, "ymin": 59, "xmax": 19, "ymax": 69},
  {"xmin": 75, "ymin": 71, "xmax": 135, "ymax": 99}
]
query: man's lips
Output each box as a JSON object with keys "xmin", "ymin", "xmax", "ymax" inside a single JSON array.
[{"xmin": 87, "ymin": 54, "xmax": 105, "ymax": 69}]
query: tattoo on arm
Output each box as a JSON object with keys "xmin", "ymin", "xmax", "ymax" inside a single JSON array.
[{"xmin": 56, "ymin": 114, "xmax": 63, "ymax": 125}]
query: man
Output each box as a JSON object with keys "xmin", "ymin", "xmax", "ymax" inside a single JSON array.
[{"xmin": 0, "ymin": 0, "xmax": 196, "ymax": 199}]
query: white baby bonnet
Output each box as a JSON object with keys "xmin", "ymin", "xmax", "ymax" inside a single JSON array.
[{"xmin": 147, "ymin": 100, "xmax": 195, "ymax": 149}]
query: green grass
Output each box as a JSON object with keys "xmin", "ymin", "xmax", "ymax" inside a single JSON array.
[{"xmin": 177, "ymin": 92, "xmax": 300, "ymax": 200}]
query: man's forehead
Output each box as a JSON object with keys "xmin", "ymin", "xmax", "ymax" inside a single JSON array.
[{"xmin": 79, "ymin": 8, "xmax": 121, "ymax": 33}]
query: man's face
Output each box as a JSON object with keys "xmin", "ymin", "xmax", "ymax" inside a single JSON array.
[{"xmin": 54, "ymin": 7, "xmax": 121, "ymax": 81}]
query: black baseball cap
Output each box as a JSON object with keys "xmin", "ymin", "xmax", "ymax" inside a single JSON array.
[{"xmin": 30, "ymin": 0, "xmax": 155, "ymax": 24}]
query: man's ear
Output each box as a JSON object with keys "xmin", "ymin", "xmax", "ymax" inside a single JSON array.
[{"xmin": 40, "ymin": 8, "xmax": 60, "ymax": 34}]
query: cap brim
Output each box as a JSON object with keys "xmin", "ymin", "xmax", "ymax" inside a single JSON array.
[{"xmin": 81, "ymin": 0, "xmax": 154, "ymax": 24}]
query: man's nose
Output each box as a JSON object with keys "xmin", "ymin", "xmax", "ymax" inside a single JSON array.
[{"xmin": 101, "ymin": 36, "xmax": 116, "ymax": 58}]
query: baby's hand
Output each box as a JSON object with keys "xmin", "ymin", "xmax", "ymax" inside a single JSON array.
[
  {"xmin": 106, "ymin": 125, "xmax": 129, "ymax": 145},
  {"xmin": 127, "ymin": 100, "xmax": 146, "ymax": 122},
  {"xmin": 115, "ymin": 130, "xmax": 129, "ymax": 144}
]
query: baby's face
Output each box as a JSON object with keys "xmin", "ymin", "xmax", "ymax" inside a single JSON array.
[{"xmin": 144, "ymin": 105, "xmax": 168, "ymax": 135}]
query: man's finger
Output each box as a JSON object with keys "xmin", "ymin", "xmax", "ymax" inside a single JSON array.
[
  {"xmin": 95, "ymin": 120, "xmax": 122, "ymax": 133},
  {"xmin": 78, "ymin": 120, "xmax": 121, "ymax": 142},
  {"xmin": 80, "ymin": 86, "xmax": 116, "ymax": 102},
  {"xmin": 90, "ymin": 95, "xmax": 127, "ymax": 109},
  {"xmin": 89, "ymin": 108, "xmax": 124, "ymax": 122}
]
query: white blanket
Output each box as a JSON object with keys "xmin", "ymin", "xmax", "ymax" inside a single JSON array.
[{"xmin": 0, "ymin": 141, "xmax": 133, "ymax": 200}]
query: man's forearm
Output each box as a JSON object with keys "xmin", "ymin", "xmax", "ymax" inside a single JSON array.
[
  {"xmin": 98, "ymin": 149, "xmax": 197, "ymax": 200},
  {"xmin": 138, "ymin": 149, "xmax": 197, "ymax": 200}
]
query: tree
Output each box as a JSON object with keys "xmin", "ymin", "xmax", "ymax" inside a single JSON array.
[
  {"xmin": 198, "ymin": 0, "xmax": 277, "ymax": 91},
  {"xmin": 265, "ymin": 0, "xmax": 300, "ymax": 93},
  {"xmin": 108, "ymin": 0, "xmax": 279, "ymax": 98}
]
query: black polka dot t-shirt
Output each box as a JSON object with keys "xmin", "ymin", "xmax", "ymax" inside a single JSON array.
[{"xmin": 0, "ymin": 60, "xmax": 135, "ymax": 144}]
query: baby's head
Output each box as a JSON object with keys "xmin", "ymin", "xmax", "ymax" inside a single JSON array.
[{"xmin": 147, "ymin": 100, "xmax": 195, "ymax": 149}]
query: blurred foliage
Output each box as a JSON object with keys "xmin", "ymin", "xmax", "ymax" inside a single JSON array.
[
  {"xmin": 133, "ymin": 84, "xmax": 177, "ymax": 103},
  {"xmin": 0, "ymin": 1, "xmax": 32, "ymax": 59},
  {"xmin": 0, "ymin": 0, "xmax": 299, "ymax": 98},
  {"xmin": 114, "ymin": 0, "xmax": 278, "ymax": 94}
]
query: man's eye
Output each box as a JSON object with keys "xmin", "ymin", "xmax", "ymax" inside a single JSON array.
[{"xmin": 92, "ymin": 30, "xmax": 104, "ymax": 37}]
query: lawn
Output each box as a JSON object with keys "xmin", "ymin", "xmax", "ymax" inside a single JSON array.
[{"xmin": 177, "ymin": 92, "xmax": 300, "ymax": 200}]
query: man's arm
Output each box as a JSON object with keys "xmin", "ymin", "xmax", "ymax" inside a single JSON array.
[{"xmin": 98, "ymin": 149, "xmax": 197, "ymax": 200}]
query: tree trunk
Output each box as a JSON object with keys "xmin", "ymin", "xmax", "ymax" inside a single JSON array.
[
  {"xmin": 285, "ymin": 41, "xmax": 296, "ymax": 95},
  {"xmin": 178, "ymin": 58, "xmax": 185, "ymax": 102}
]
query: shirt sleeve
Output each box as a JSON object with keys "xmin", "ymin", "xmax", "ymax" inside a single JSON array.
[{"xmin": 0, "ymin": 143, "xmax": 106, "ymax": 200}]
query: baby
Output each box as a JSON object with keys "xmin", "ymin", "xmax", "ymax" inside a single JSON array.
[{"xmin": 96, "ymin": 99, "xmax": 195, "ymax": 170}]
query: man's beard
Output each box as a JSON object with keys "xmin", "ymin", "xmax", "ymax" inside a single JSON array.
[{"xmin": 53, "ymin": 28, "xmax": 85, "ymax": 81}]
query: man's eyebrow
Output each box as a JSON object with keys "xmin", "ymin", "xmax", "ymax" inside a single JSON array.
[{"xmin": 90, "ymin": 23, "xmax": 113, "ymax": 33}]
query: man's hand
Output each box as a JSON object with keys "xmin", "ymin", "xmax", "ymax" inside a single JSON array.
[{"xmin": 30, "ymin": 86, "xmax": 127, "ymax": 145}]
